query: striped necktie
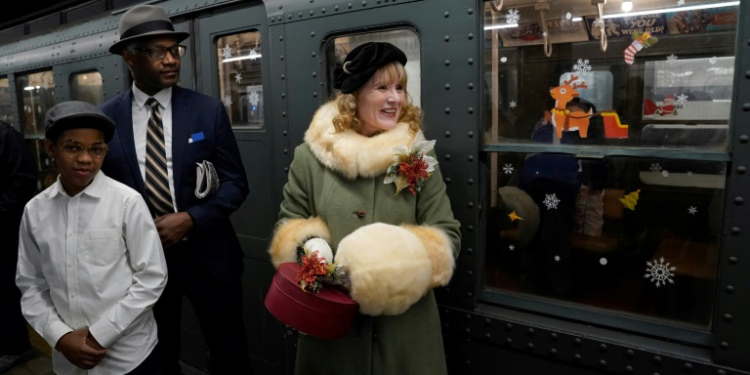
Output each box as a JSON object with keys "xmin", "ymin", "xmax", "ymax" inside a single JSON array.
[{"xmin": 145, "ymin": 97, "xmax": 174, "ymax": 217}]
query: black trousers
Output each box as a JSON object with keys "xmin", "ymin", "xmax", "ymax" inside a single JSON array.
[
  {"xmin": 126, "ymin": 345, "xmax": 162, "ymax": 375},
  {"xmin": 0, "ymin": 240, "xmax": 31, "ymax": 356},
  {"xmin": 154, "ymin": 243, "xmax": 252, "ymax": 375}
]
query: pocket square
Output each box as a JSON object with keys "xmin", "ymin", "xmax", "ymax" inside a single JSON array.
[
  {"xmin": 189, "ymin": 132, "xmax": 205, "ymax": 143},
  {"xmin": 195, "ymin": 160, "xmax": 220, "ymax": 199}
]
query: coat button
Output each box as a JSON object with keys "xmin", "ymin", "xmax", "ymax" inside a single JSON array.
[{"xmin": 355, "ymin": 210, "xmax": 366, "ymax": 218}]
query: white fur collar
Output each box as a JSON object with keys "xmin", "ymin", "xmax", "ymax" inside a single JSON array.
[{"xmin": 304, "ymin": 101, "xmax": 419, "ymax": 179}]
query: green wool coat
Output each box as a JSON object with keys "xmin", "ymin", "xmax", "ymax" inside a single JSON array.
[{"xmin": 269, "ymin": 102, "xmax": 461, "ymax": 375}]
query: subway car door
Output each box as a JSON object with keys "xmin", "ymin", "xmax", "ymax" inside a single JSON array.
[{"xmin": 196, "ymin": 3, "xmax": 288, "ymax": 375}]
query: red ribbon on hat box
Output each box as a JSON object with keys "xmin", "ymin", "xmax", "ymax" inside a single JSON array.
[{"xmin": 265, "ymin": 262, "xmax": 359, "ymax": 340}]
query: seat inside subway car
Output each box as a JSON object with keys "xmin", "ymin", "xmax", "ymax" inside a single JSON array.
[{"xmin": 1, "ymin": 0, "xmax": 750, "ymax": 374}]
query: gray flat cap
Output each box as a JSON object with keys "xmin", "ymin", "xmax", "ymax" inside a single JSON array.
[
  {"xmin": 45, "ymin": 101, "xmax": 116, "ymax": 143},
  {"xmin": 109, "ymin": 4, "xmax": 190, "ymax": 55}
]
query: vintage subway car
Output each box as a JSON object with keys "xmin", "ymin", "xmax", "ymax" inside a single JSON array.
[{"xmin": 1, "ymin": 0, "xmax": 749, "ymax": 374}]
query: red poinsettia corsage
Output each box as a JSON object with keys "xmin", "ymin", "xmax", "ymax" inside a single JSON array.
[
  {"xmin": 384, "ymin": 134, "xmax": 438, "ymax": 195},
  {"xmin": 295, "ymin": 246, "xmax": 338, "ymax": 293}
]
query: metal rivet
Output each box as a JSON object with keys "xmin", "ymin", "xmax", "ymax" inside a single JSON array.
[
  {"xmin": 732, "ymin": 227, "xmax": 740, "ymax": 234},
  {"xmin": 468, "ymin": 179, "xmax": 474, "ymax": 185},
  {"xmin": 445, "ymin": 131, "xmax": 451, "ymax": 137},
  {"xmin": 744, "ymin": 103, "xmax": 750, "ymax": 111},
  {"xmin": 445, "ymin": 154, "xmax": 451, "ymax": 160},
  {"xmin": 466, "ymin": 291, "xmax": 473, "ymax": 297},
  {"xmin": 313, "ymin": 92, "xmax": 317, "ymax": 97},
  {"xmin": 720, "ymin": 341, "xmax": 729, "ymax": 349},
  {"xmin": 348, "ymin": 3, "xmax": 353, "ymax": 8},
  {"xmin": 467, "ymin": 226, "xmax": 474, "ymax": 232},
  {"xmin": 550, "ymin": 348, "xmax": 557, "ymax": 355},
  {"xmin": 312, "ymin": 51, "xmax": 316, "ymax": 57},
  {"xmin": 444, "ymin": 35, "xmax": 450, "ymax": 42},
  {"xmin": 284, "ymin": 167, "xmax": 289, "ymax": 172},
  {"xmin": 550, "ymin": 333, "xmax": 557, "ymax": 341},
  {"xmin": 468, "ymin": 107, "xmax": 474, "ymax": 114},
  {"xmin": 625, "ymin": 366, "xmax": 633, "ymax": 373},
  {"xmin": 574, "ymin": 354, "xmax": 581, "ymax": 361},
  {"xmin": 279, "ymin": 36, "xmax": 284, "ymax": 41},
  {"xmin": 335, "ymin": 5, "xmax": 339, "ymax": 10},
  {"xmin": 726, "ymin": 285, "xmax": 735, "ymax": 293},
  {"xmin": 465, "ymin": 328, "xmax": 471, "ymax": 334},
  {"xmin": 506, "ymin": 338, "xmax": 513, "ymax": 345},
  {"xmin": 280, "ymin": 55, "xmax": 284, "ymax": 60},
  {"xmin": 527, "ymin": 328, "xmax": 534, "ymax": 335},
  {"xmin": 654, "ymin": 356, "xmax": 662, "ymax": 364},
  {"xmin": 310, "ymin": 31, "xmax": 315, "ymax": 37},
  {"xmin": 310, "ymin": 10, "xmax": 314, "ymax": 15},
  {"xmin": 574, "ymin": 338, "xmax": 582, "ymax": 346},
  {"xmin": 468, "ymin": 8, "xmax": 473, "ymax": 14},
  {"xmin": 281, "ymin": 93, "xmax": 286, "ymax": 98},
  {"xmin": 485, "ymin": 333, "xmax": 491, "ymax": 339},
  {"xmin": 445, "ymin": 59, "xmax": 450, "ymax": 66},
  {"xmin": 718, "ymin": 370, "xmax": 727, "ymax": 375},
  {"xmin": 746, "ymin": 70, "xmax": 750, "ymax": 79},
  {"xmin": 627, "ymin": 349, "xmax": 635, "ymax": 358},
  {"xmin": 468, "ymin": 270, "xmax": 474, "ymax": 276},
  {"xmin": 468, "ymin": 58, "xmax": 474, "ymax": 65},
  {"xmin": 322, "ymin": 8, "xmax": 326, "ymax": 13},
  {"xmin": 362, "ymin": 0, "xmax": 366, "ymax": 5},
  {"xmin": 739, "ymin": 166, "xmax": 747, "ymax": 173},
  {"xmin": 724, "ymin": 313, "xmax": 733, "ymax": 321},
  {"xmin": 282, "ymin": 112, "xmax": 286, "ymax": 117},
  {"xmin": 445, "ymin": 107, "xmax": 451, "ymax": 114},
  {"xmin": 283, "ymin": 149, "xmax": 288, "ymax": 154},
  {"xmin": 527, "ymin": 343, "xmax": 534, "ymax": 350},
  {"xmin": 444, "ymin": 11, "xmax": 449, "ymax": 17},
  {"xmin": 729, "ymin": 256, "xmax": 738, "ymax": 264},
  {"xmin": 468, "ymin": 131, "xmax": 474, "ymax": 138},
  {"xmin": 298, "ymin": 12, "xmax": 302, "ymax": 17},
  {"xmin": 468, "ymin": 155, "xmax": 474, "ymax": 161},
  {"xmin": 506, "ymin": 323, "xmax": 513, "ymax": 330},
  {"xmin": 468, "ymin": 33, "xmax": 474, "ymax": 39},
  {"xmin": 444, "ymin": 178, "xmax": 451, "ymax": 184},
  {"xmin": 445, "ymin": 84, "xmax": 451, "ymax": 90},
  {"xmin": 600, "ymin": 343, "xmax": 607, "ymax": 351},
  {"xmin": 599, "ymin": 360, "xmax": 607, "ymax": 367},
  {"xmin": 735, "ymin": 197, "xmax": 744, "ymax": 205},
  {"xmin": 741, "ymin": 135, "xmax": 749, "ymax": 143},
  {"xmin": 684, "ymin": 363, "xmax": 693, "ymax": 371},
  {"xmin": 485, "ymin": 318, "xmax": 490, "ymax": 325},
  {"xmin": 468, "ymin": 83, "xmax": 474, "ymax": 90},
  {"xmin": 312, "ymin": 72, "xmax": 317, "ymax": 77}
]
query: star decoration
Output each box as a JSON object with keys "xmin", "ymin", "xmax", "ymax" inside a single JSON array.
[
  {"xmin": 509, "ymin": 100, "xmax": 517, "ymax": 109},
  {"xmin": 508, "ymin": 211, "xmax": 524, "ymax": 222},
  {"xmin": 222, "ymin": 45, "xmax": 232, "ymax": 59},
  {"xmin": 688, "ymin": 206, "xmax": 698, "ymax": 215},
  {"xmin": 554, "ymin": 255, "xmax": 560, "ymax": 262},
  {"xmin": 676, "ymin": 94, "xmax": 689, "ymax": 105},
  {"xmin": 235, "ymin": 72, "xmax": 242, "ymax": 83},
  {"xmin": 223, "ymin": 94, "xmax": 232, "ymax": 107},
  {"xmin": 509, "ymin": 245, "xmax": 515, "ymax": 251},
  {"xmin": 248, "ymin": 48, "xmax": 259, "ymax": 60}
]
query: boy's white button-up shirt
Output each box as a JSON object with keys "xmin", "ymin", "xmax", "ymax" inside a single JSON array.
[{"xmin": 16, "ymin": 171, "xmax": 167, "ymax": 375}]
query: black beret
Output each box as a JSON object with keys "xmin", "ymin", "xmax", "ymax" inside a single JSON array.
[
  {"xmin": 45, "ymin": 101, "xmax": 116, "ymax": 143},
  {"xmin": 333, "ymin": 42, "xmax": 407, "ymax": 94}
]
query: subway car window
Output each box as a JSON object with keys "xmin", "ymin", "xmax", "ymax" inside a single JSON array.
[
  {"xmin": 0, "ymin": 77, "xmax": 11, "ymax": 123},
  {"xmin": 324, "ymin": 29, "xmax": 421, "ymax": 106},
  {"xmin": 15, "ymin": 70, "xmax": 57, "ymax": 137},
  {"xmin": 482, "ymin": 0, "xmax": 738, "ymax": 337},
  {"xmin": 70, "ymin": 71, "xmax": 104, "ymax": 105},
  {"xmin": 217, "ymin": 31, "xmax": 264, "ymax": 129}
]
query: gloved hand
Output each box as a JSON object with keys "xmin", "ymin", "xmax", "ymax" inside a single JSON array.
[{"xmin": 303, "ymin": 237, "xmax": 333, "ymax": 263}]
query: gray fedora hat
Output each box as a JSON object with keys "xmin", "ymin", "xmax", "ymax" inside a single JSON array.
[
  {"xmin": 109, "ymin": 5, "xmax": 190, "ymax": 55},
  {"xmin": 45, "ymin": 101, "xmax": 116, "ymax": 143}
]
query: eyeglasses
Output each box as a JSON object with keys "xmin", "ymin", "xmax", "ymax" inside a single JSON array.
[
  {"xmin": 134, "ymin": 45, "xmax": 186, "ymax": 60},
  {"xmin": 59, "ymin": 141, "xmax": 109, "ymax": 158}
]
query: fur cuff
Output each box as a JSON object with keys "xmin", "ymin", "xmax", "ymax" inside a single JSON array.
[
  {"xmin": 335, "ymin": 223, "xmax": 431, "ymax": 316},
  {"xmin": 401, "ymin": 225, "xmax": 456, "ymax": 288},
  {"xmin": 269, "ymin": 217, "xmax": 330, "ymax": 268}
]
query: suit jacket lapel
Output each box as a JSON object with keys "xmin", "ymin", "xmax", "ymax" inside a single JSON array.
[
  {"xmin": 116, "ymin": 91, "xmax": 147, "ymax": 196},
  {"xmin": 171, "ymin": 86, "xmax": 190, "ymax": 201}
]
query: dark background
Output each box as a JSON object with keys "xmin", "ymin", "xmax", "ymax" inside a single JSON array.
[{"xmin": 0, "ymin": 0, "xmax": 90, "ymax": 30}]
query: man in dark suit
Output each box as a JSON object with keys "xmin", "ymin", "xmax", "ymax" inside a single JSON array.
[
  {"xmin": 99, "ymin": 5, "xmax": 252, "ymax": 374},
  {"xmin": 0, "ymin": 121, "xmax": 36, "ymax": 372}
]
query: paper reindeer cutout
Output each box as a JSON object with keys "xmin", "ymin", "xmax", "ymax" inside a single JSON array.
[{"xmin": 544, "ymin": 74, "xmax": 593, "ymax": 139}]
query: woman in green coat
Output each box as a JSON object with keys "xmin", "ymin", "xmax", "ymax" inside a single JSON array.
[{"xmin": 268, "ymin": 42, "xmax": 461, "ymax": 375}]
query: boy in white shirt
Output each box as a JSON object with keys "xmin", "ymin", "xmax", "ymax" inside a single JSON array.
[{"xmin": 16, "ymin": 101, "xmax": 168, "ymax": 375}]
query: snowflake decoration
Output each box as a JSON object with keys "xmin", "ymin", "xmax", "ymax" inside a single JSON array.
[
  {"xmin": 565, "ymin": 12, "xmax": 572, "ymax": 20},
  {"xmin": 677, "ymin": 0, "xmax": 685, "ymax": 5},
  {"xmin": 509, "ymin": 244, "xmax": 515, "ymax": 251},
  {"xmin": 248, "ymin": 91, "xmax": 260, "ymax": 107},
  {"xmin": 543, "ymin": 193, "xmax": 560, "ymax": 210},
  {"xmin": 248, "ymin": 48, "xmax": 259, "ymax": 60},
  {"xmin": 649, "ymin": 163, "xmax": 662, "ymax": 172},
  {"xmin": 688, "ymin": 206, "xmax": 698, "ymax": 215},
  {"xmin": 235, "ymin": 72, "xmax": 242, "ymax": 83},
  {"xmin": 667, "ymin": 54, "xmax": 679, "ymax": 65},
  {"xmin": 709, "ymin": 56, "xmax": 718, "ymax": 65},
  {"xmin": 554, "ymin": 255, "xmax": 560, "ymax": 262},
  {"xmin": 506, "ymin": 9, "xmax": 520, "ymax": 24},
  {"xmin": 222, "ymin": 45, "xmax": 232, "ymax": 59},
  {"xmin": 503, "ymin": 163, "xmax": 514, "ymax": 175},
  {"xmin": 223, "ymin": 94, "xmax": 232, "ymax": 107},
  {"xmin": 676, "ymin": 94, "xmax": 689, "ymax": 105},
  {"xmin": 573, "ymin": 59, "xmax": 592, "ymax": 75},
  {"xmin": 42, "ymin": 80, "xmax": 49, "ymax": 90},
  {"xmin": 645, "ymin": 257, "xmax": 677, "ymax": 287},
  {"xmin": 509, "ymin": 100, "xmax": 517, "ymax": 109},
  {"xmin": 592, "ymin": 18, "xmax": 603, "ymax": 29}
]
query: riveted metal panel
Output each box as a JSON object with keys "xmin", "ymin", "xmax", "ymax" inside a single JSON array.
[
  {"xmin": 52, "ymin": 55, "xmax": 123, "ymax": 103},
  {"xmin": 276, "ymin": 0, "xmax": 482, "ymax": 313},
  {"xmin": 264, "ymin": 0, "xmax": 420, "ymax": 25},
  {"xmin": 713, "ymin": 0, "xmax": 750, "ymax": 371}
]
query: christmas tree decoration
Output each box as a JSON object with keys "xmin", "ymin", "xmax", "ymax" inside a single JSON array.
[
  {"xmin": 624, "ymin": 31, "xmax": 659, "ymax": 65},
  {"xmin": 619, "ymin": 189, "xmax": 640, "ymax": 210}
]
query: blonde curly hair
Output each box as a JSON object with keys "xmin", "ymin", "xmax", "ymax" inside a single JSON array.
[{"xmin": 332, "ymin": 61, "xmax": 422, "ymax": 134}]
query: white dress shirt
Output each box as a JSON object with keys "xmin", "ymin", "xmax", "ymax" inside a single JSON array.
[
  {"xmin": 16, "ymin": 171, "xmax": 168, "ymax": 375},
  {"xmin": 131, "ymin": 84, "xmax": 178, "ymax": 211}
]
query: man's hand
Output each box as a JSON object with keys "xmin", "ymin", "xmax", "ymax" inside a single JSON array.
[
  {"xmin": 55, "ymin": 328, "xmax": 106, "ymax": 369},
  {"xmin": 155, "ymin": 212, "xmax": 195, "ymax": 247}
]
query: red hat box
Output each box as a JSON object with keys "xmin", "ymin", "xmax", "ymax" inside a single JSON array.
[{"xmin": 265, "ymin": 262, "xmax": 359, "ymax": 340}]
